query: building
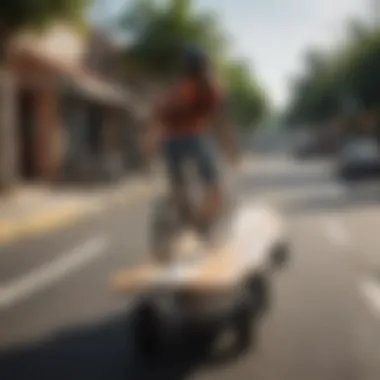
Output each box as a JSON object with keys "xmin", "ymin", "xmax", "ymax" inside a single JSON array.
[
  {"xmin": 0, "ymin": 22, "xmax": 139, "ymax": 190},
  {"xmin": 83, "ymin": 29, "xmax": 145, "ymax": 175}
]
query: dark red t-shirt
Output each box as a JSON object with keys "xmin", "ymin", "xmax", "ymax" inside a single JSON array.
[{"xmin": 156, "ymin": 76, "xmax": 222, "ymax": 138}]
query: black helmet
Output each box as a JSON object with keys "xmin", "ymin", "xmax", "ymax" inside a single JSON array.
[{"xmin": 182, "ymin": 46, "xmax": 209, "ymax": 75}]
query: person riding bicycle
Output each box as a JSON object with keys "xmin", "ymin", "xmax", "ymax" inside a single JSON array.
[{"xmin": 144, "ymin": 46, "xmax": 238, "ymax": 236}]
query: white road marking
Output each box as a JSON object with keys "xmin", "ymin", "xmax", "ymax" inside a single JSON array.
[
  {"xmin": 0, "ymin": 236, "xmax": 108, "ymax": 310},
  {"xmin": 323, "ymin": 218, "xmax": 350, "ymax": 247},
  {"xmin": 360, "ymin": 279, "xmax": 380, "ymax": 317}
]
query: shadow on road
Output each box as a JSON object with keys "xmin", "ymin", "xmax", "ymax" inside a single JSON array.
[{"xmin": 0, "ymin": 305, "xmax": 261, "ymax": 380}]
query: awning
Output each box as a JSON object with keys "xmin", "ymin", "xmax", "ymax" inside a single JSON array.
[
  {"xmin": 13, "ymin": 46, "xmax": 133, "ymax": 109},
  {"xmin": 61, "ymin": 74, "xmax": 130, "ymax": 108}
]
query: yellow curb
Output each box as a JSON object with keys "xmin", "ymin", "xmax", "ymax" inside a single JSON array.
[
  {"xmin": 0, "ymin": 184, "xmax": 164, "ymax": 245},
  {"xmin": 0, "ymin": 205, "xmax": 89, "ymax": 245}
]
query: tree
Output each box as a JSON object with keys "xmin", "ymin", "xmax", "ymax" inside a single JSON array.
[
  {"xmin": 346, "ymin": 18, "xmax": 371, "ymax": 41},
  {"xmin": 303, "ymin": 48, "xmax": 329, "ymax": 75},
  {"xmin": 0, "ymin": 0, "xmax": 89, "ymax": 60},
  {"xmin": 224, "ymin": 61, "xmax": 270, "ymax": 129},
  {"xmin": 286, "ymin": 45, "xmax": 347, "ymax": 125},
  {"xmin": 117, "ymin": 0, "xmax": 269, "ymax": 128},
  {"xmin": 339, "ymin": 29, "xmax": 380, "ymax": 109},
  {"xmin": 285, "ymin": 19, "xmax": 380, "ymax": 128},
  {"xmin": 285, "ymin": 46, "xmax": 341, "ymax": 125},
  {"xmin": 118, "ymin": 0, "xmax": 229, "ymax": 80}
]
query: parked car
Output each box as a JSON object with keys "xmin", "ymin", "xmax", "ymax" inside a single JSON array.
[{"xmin": 337, "ymin": 136, "xmax": 380, "ymax": 181}]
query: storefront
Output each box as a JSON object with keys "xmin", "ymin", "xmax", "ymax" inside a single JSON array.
[{"xmin": 10, "ymin": 48, "xmax": 131, "ymax": 185}]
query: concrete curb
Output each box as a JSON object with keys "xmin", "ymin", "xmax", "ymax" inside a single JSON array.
[
  {"xmin": 0, "ymin": 205, "xmax": 87, "ymax": 245},
  {"xmin": 0, "ymin": 180, "xmax": 164, "ymax": 246}
]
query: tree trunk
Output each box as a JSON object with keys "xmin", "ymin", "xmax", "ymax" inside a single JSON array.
[{"xmin": 0, "ymin": 35, "xmax": 18, "ymax": 192}]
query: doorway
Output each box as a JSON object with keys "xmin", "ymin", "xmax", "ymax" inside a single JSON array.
[{"xmin": 18, "ymin": 89, "xmax": 36, "ymax": 180}]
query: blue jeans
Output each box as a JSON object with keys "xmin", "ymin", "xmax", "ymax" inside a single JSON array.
[{"xmin": 162, "ymin": 135, "xmax": 218, "ymax": 187}]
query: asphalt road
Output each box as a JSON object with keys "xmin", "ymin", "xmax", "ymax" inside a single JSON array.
[{"xmin": 1, "ymin": 154, "xmax": 380, "ymax": 380}]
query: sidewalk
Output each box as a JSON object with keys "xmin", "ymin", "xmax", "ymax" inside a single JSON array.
[{"xmin": 0, "ymin": 175, "xmax": 164, "ymax": 245}]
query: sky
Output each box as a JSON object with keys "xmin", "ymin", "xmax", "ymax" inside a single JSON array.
[{"xmin": 92, "ymin": 0, "xmax": 373, "ymax": 109}]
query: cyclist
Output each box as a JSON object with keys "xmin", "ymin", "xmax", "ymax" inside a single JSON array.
[{"xmin": 144, "ymin": 46, "xmax": 238, "ymax": 236}]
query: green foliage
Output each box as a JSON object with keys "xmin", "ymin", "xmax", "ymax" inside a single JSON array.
[
  {"xmin": 119, "ymin": 0, "xmax": 228, "ymax": 80},
  {"xmin": 224, "ymin": 61, "xmax": 269, "ymax": 129},
  {"xmin": 117, "ymin": 0, "xmax": 269, "ymax": 129},
  {"xmin": 286, "ymin": 21, "xmax": 380, "ymax": 127},
  {"xmin": 286, "ymin": 48, "xmax": 341, "ymax": 124},
  {"xmin": 0, "ymin": 0, "xmax": 90, "ymax": 34}
]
